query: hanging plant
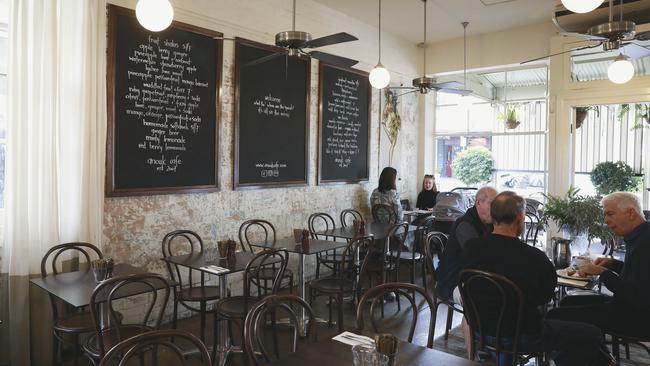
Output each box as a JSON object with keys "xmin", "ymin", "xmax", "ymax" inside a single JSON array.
[
  {"xmin": 498, "ymin": 104, "xmax": 520, "ymax": 129},
  {"xmin": 618, "ymin": 103, "xmax": 650, "ymax": 129},
  {"xmin": 590, "ymin": 161, "xmax": 640, "ymax": 195},
  {"xmin": 574, "ymin": 106, "xmax": 599, "ymax": 129}
]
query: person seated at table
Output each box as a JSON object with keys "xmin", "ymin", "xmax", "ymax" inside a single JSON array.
[
  {"xmin": 437, "ymin": 186, "xmax": 497, "ymax": 303},
  {"xmin": 461, "ymin": 191, "xmax": 608, "ymax": 366},
  {"xmin": 416, "ymin": 174, "xmax": 439, "ymax": 210},
  {"xmin": 370, "ymin": 167, "xmax": 403, "ymax": 222},
  {"xmin": 547, "ymin": 192, "xmax": 650, "ymax": 338}
]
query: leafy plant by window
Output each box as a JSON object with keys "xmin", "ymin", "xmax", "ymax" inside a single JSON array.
[
  {"xmin": 618, "ymin": 103, "xmax": 650, "ymax": 129},
  {"xmin": 451, "ymin": 147, "xmax": 494, "ymax": 186},
  {"xmin": 590, "ymin": 161, "xmax": 639, "ymax": 195},
  {"xmin": 540, "ymin": 187, "xmax": 612, "ymax": 243},
  {"xmin": 497, "ymin": 104, "xmax": 520, "ymax": 129},
  {"xmin": 574, "ymin": 106, "xmax": 599, "ymax": 129}
]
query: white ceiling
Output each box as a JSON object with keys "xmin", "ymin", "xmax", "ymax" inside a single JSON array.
[{"xmin": 313, "ymin": 0, "xmax": 557, "ymax": 43}]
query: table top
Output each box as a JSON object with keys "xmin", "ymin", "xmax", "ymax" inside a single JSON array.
[
  {"xmin": 30, "ymin": 263, "xmax": 172, "ymax": 308},
  {"xmin": 268, "ymin": 338, "xmax": 480, "ymax": 366},
  {"xmin": 314, "ymin": 223, "xmax": 420, "ymax": 240},
  {"xmin": 250, "ymin": 237, "xmax": 349, "ymax": 255},
  {"xmin": 163, "ymin": 250, "xmax": 262, "ymax": 274}
]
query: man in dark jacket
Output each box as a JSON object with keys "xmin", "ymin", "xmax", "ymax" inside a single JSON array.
[
  {"xmin": 461, "ymin": 192, "xmax": 605, "ymax": 366},
  {"xmin": 437, "ymin": 186, "xmax": 497, "ymax": 302},
  {"xmin": 547, "ymin": 191, "xmax": 650, "ymax": 338}
]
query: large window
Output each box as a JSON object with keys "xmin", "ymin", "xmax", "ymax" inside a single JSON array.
[
  {"xmin": 434, "ymin": 67, "xmax": 549, "ymax": 198},
  {"xmin": 0, "ymin": 5, "xmax": 7, "ymax": 208}
]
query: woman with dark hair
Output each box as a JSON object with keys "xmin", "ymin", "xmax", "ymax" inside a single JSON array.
[
  {"xmin": 416, "ymin": 174, "xmax": 438, "ymax": 210},
  {"xmin": 370, "ymin": 167, "xmax": 403, "ymax": 221}
]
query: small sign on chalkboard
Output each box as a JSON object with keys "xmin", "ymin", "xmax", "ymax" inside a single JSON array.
[
  {"xmin": 318, "ymin": 64, "xmax": 371, "ymax": 184},
  {"xmin": 106, "ymin": 5, "xmax": 221, "ymax": 196},
  {"xmin": 234, "ymin": 39, "xmax": 310, "ymax": 190}
]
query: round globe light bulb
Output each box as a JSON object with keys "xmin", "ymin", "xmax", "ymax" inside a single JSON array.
[
  {"xmin": 136, "ymin": 0, "xmax": 174, "ymax": 32},
  {"xmin": 369, "ymin": 64, "xmax": 391, "ymax": 89},
  {"xmin": 561, "ymin": 0, "xmax": 604, "ymax": 13},
  {"xmin": 608, "ymin": 55, "xmax": 635, "ymax": 84}
]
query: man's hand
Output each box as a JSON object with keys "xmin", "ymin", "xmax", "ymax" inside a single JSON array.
[
  {"xmin": 593, "ymin": 257, "xmax": 615, "ymax": 268},
  {"xmin": 578, "ymin": 263, "xmax": 607, "ymax": 276}
]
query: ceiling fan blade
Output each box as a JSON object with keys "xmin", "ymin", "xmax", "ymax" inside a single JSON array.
[
  {"xmin": 395, "ymin": 89, "xmax": 420, "ymax": 98},
  {"xmin": 437, "ymin": 88, "xmax": 473, "ymax": 96},
  {"xmin": 431, "ymin": 81, "xmax": 464, "ymax": 89},
  {"xmin": 308, "ymin": 51, "xmax": 358, "ymax": 67},
  {"xmin": 243, "ymin": 51, "xmax": 285, "ymax": 67},
  {"xmin": 621, "ymin": 42, "xmax": 650, "ymax": 59},
  {"xmin": 389, "ymin": 86, "xmax": 417, "ymax": 90},
  {"xmin": 520, "ymin": 42, "xmax": 603, "ymax": 64},
  {"xmin": 553, "ymin": 17, "xmax": 606, "ymax": 41},
  {"xmin": 303, "ymin": 32, "xmax": 358, "ymax": 49},
  {"xmin": 636, "ymin": 31, "xmax": 650, "ymax": 41}
]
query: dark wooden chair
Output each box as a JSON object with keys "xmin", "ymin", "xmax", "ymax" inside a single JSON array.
[
  {"xmin": 162, "ymin": 230, "xmax": 222, "ymax": 342},
  {"xmin": 340, "ymin": 208, "xmax": 363, "ymax": 228},
  {"xmin": 385, "ymin": 222, "xmax": 415, "ymax": 287},
  {"xmin": 98, "ymin": 329, "xmax": 211, "ymax": 366},
  {"xmin": 309, "ymin": 212, "xmax": 344, "ymax": 279},
  {"xmin": 83, "ymin": 273, "xmax": 170, "ymax": 365},
  {"xmin": 371, "ymin": 204, "xmax": 398, "ymax": 224},
  {"xmin": 308, "ymin": 235, "xmax": 374, "ymax": 331},
  {"xmin": 212, "ymin": 249, "xmax": 289, "ymax": 362},
  {"xmin": 243, "ymin": 294, "xmax": 316, "ymax": 366},
  {"xmin": 238, "ymin": 219, "xmax": 294, "ymax": 294},
  {"xmin": 458, "ymin": 269, "xmax": 544, "ymax": 365},
  {"xmin": 608, "ymin": 332, "xmax": 650, "ymax": 365},
  {"xmin": 356, "ymin": 282, "xmax": 437, "ymax": 348},
  {"xmin": 41, "ymin": 242, "xmax": 103, "ymax": 366}
]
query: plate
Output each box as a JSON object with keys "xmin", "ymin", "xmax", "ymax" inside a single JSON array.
[{"xmin": 556, "ymin": 268, "xmax": 590, "ymax": 281}]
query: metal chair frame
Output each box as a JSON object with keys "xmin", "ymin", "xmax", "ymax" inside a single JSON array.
[
  {"xmin": 340, "ymin": 208, "xmax": 363, "ymax": 228},
  {"xmin": 309, "ymin": 212, "xmax": 344, "ymax": 279},
  {"xmin": 371, "ymin": 204, "xmax": 398, "ymax": 225}
]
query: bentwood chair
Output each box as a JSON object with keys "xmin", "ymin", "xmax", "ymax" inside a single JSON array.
[
  {"xmin": 41, "ymin": 242, "xmax": 103, "ymax": 366},
  {"xmin": 458, "ymin": 269, "xmax": 544, "ymax": 366},
  {"xmin": 371, "ymin": 204, "xmax": 398, "ymax": 224},
  {"xmin": 609, "ymin": 332, "xmax": 650, "ymax": 365},
  {"xmin": 162, "ymin": 230, "xmax": 222, "ymax": 342},
  {"xmin": 83, "ymin": 273, "xmax": 170, "ymax": 365},
  {"xmin": 356, "ymin": 282, "xmax": 437, "ymax": 348},
  {"xmin": 308, "ymin": 235, "xmax": 374, "ymax": 331},
  {"xmin": 212, "ymin": 249, "xmax": 289, "ymax": 362},
  {"xmin": 99, "ymin": 329, "xmax": 211, "ymax": 366},
  {"xmin": 340, "ymin": 208, "xmax": 363, "ymax": 228},
  {"xmin": 309, "ymin": 212, "xmax": 345, "ymax": 279},
  {"xmin": 238, "ymin": 219, "xmax": 294, "ymax": 294},
  {"xmin": 243, "ymin": 294, "xmax": 316, "ymax": 366}
]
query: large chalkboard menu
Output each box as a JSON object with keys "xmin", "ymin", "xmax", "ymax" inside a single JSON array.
[
  {"xmin": 106, "ymin": 5, "xmax": 221, "ymax": 196},
  {"xmin": 318, "ymin": 64, "xmax": 370, "ymax": 184},
  {"xmin": 234, "ymin": 39, "xmax": 310, "ymax": 190}
]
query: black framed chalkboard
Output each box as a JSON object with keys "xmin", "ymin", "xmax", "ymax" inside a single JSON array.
[
  {"xmin": 318, "ymin": 64, "xmax": 370, "ymax": 184},
  {"xmin": 234, "ymin": 39, "xmax": 310, "ymax": 190},
  {"xmin": 106, "ymin": 5, "xmax": 221, "ymax": 196}
]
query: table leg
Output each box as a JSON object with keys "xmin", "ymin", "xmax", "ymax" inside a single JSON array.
[{"xmin": 215, "ymin": 275, "xmax": 231, "ymax": 366}]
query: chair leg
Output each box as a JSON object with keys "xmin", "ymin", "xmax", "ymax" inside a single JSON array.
[
  {"xmin": 200, "ymin": 300, "xmax": 206, "ymax": 342},
  {"xmin": 612, "ymin": 336, "xmax": 621, "ymax": 363},
  {"xmin": 444, "ymin": 305, "xmax": 454, "ymax": 340},
  {"xmin": 52, "ymin": 332, "xmax": 60, "ymax": 366},
  {"xmin": 328, "ymin": 296, "xmax": 333, "ymax": 327},
  {"xmin": 316, "ymin": 259, "xmax": 321, "ymax": 279},
  {"xmin": 172, "ymin": 299, "xmax": 179, "ymax": 330},
  {"xmin": 72, "ymin": 333, "xmax": 80, "ymax": 366},
  {"xmin": 337, "ymin": 294, "xmax": 344, "ymax": 332},
  {"xmin": 421, "ymin": 261, "xmax": 428, "ymax": 292}
]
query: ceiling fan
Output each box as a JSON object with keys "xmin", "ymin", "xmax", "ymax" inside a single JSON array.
[
  {"xmin": 244, "ymin": 0, "xmax": 359, "ymax": 68},
  {"xmin": 391, "ymin": 0, "xmax": 472, "ymax": 97},
  {"xmin": 522, "ymin": 0, "xmax": 650, "ymax": 64}
]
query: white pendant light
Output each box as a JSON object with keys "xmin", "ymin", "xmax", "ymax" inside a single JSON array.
[
  {"xmin": 369, "ymin": 0, "xmax": 390, "ymax": 89},
  {"xmin": 136, "ymin": 0, "xmax": 174, "ymax": 32},
  {"xmin": 608, "ymin": 54, "xmax": 635, "ymax": 84},
  {"xmin": 561, "ymin": 0, "xmax": 604, "ymax": 13}
]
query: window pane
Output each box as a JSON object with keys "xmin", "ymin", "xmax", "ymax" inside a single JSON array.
[
  {"xmin": 0, "ymin": 74, "xmax": 5, "ymax": 139},
  {"xmin": 436, "ymin": 105, "xmax": 467, "ymax": 133},
  {"xmin": 0, "ymin": 143, "xmax": 4, "ymax": 208}
]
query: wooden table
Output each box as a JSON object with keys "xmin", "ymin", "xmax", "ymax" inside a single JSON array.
[
  {"xmin": 268, "ymin": 338, "xmax": 481, "ymax": 366},
  {"xmin": 250, "ymin": 238, "xmax": 349, "ymax": 334}
]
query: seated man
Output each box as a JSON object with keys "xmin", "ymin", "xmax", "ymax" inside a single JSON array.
[
  {"xmin": 547, "ymin": 192, "xmax": 650, "ymax": 338},
  {"xmin": 461, "ymin": 191, "xmax": 607, "ymax": 366}
]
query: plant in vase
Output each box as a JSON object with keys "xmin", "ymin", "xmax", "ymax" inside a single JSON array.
[
  {"xmin": 574, "ymin": 106, "xmax": 599, "ymax": 129},
  {"xmin": 540, "ymin": 187, "xmax": 613, "ymax": 257}
]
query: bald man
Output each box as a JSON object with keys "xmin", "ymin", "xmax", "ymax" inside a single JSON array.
[
  {"xmin": 437, "ymin": 186, "xmax": 498, "ymax": 302},
  {"xmin": 548, "ymin": 192, "xmax": 650, "ymax": 338}
]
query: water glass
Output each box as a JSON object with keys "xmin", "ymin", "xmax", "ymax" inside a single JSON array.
[{"xmin": 352, "ymin": 344, "xmax": 389, "ymax": 366}]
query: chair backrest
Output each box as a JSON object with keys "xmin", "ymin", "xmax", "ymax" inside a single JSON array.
[
  {"xmin": 400, "ymin": 199, "xmax": 412, "ymax": 211},
  {"xmin": 244, "ymin": 294, "xmax": 316, "ymax": 365},
  {"xmin": 239, "ymin": 219, "xmax": 277, "ymax": 252},
  {"xmin": 386, "ymin": 222, "xmax": 409, "ymax": 252},
  {"xmin": 458, "ymin": 269, "xmax": 525, "ymax": 365},
  {"xmin": 162, "ymin": 230, "xmax": 206, "ymax": 294},
  {"xmin": 356, "ymin": 282, "xmax": 437, "ymax": 348},
  {"xmin": 422, "ymin": 231, "xmax": 448, "ymax": 295},
  {"xmin": 243, "ymin": 249, "xmax": 289, "ymax": 301},
  {"xmin": 90, "ymin": 273, "xmax": 171, "ymax": 358},
  {"xmin": 525, "ymin": 198, "xmax": 543, "ymax": 217},
  {"xmin": 40, "ymin": 242, "xmax": 103, "ymax": 319},
  {"xmin": 308, "ymin": 212, "xmax": 336, "ymax": 240},
  {"xmin": 372, "ymin": 204, "xmax": 397, "ymax": 224},
  {"xmin": 99, "ymin": 329, "xmax": 211, "ymax": 366},
  {"xmin": 340, "ymin": 208, "xmax": 363, "ymax": 228}
]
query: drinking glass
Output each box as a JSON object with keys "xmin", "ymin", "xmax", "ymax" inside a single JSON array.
[{"xmin": 352, "ymin": 344, "xmax": 389, "ymax": 366}]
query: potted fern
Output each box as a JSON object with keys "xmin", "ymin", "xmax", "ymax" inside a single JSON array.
[
  {"xmin": 498, "ymin": 104, "xmax": 520, "ymax": 129},
  {"xmin": 574, "ymin": 106, "xmax": 599, "ymax": 129}
]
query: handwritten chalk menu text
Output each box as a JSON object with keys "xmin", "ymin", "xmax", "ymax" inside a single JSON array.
[
  {"xmin": 106, "ymin": 5, "xmax": 221, "ymax": 196},
  {"xmin": 234, "ymin": 39, "xmax": 310, "ymax": 189},
  {"xmin": 318, "ymin": 64, "xmax": 370, "ymax": 183}
]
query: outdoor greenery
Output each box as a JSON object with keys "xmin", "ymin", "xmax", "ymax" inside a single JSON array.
[
  {"xmin": 540, "ymin": 187, "xmax": 613, "ymax": 243},
  {"xmin": 590, "ymin": 161, "xmax": 639, "ymax": 195},
  {"xmin": 451, "ymin": 147, "xmax": 494, "ymax": 186}
]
